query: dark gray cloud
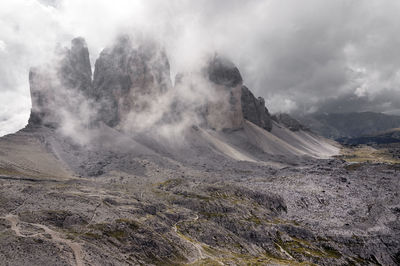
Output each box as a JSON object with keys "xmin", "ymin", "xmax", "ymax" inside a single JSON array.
[{"xmin": 1, "ymin": 0, "xmax": 400, "ymax": 136}]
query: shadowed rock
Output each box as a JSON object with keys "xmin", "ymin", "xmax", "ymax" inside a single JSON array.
[
  {"xmin": 241, "ymin": 86, "xmax": 272, "ymax": 131},
  {"xmin": 28, "ymin": 67, "xmax": 58, "ymax": 127},
  {"xmin": 27, "ymin": 37, "xmax": 92, "ymax": 128},
  {"xmin": 272, "ymin": 113, "xmax": 307, "ymax": 131},
  {"xmin": 207, "ymin": 55, "xmax": 242, "ymax": 88},
  {"xmin": 59, "ymin": 37, "xmax": 92, "ymax": 93},
  {"xmin": 92, "ymin": 35, "xmax": 172, "ymax": 128},
  {"xmin": 205, "ymin": 55, "xmax": 244, "ymax": 131}
]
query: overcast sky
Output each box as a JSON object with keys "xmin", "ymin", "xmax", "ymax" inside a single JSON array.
[{"xmin": 1, "ymin": 0, "xmax": 400, "ymax": 136}]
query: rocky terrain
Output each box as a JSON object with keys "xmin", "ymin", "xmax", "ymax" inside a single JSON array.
[{"xmin": 0, "ymin": 36, "xmax": 399, "ymax": 265}]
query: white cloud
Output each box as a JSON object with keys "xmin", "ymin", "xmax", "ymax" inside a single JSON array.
[
  {"xmin": 355, "ymin": 87, "xmax": 367, "ymax": 97},
  {"xmin": 0, "ymin": 40, "xmax": 5, "ymax": 52}
]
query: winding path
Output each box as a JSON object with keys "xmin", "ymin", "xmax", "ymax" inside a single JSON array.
[
  {"xmin": 1, "ymin": 214, "xmax": 84, "ymax": 266},
  {"xmin": 172, "ymin": 214, "xmax": 223, "ymax": 265}
]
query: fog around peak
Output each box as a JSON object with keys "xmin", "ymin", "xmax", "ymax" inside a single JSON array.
[{"xmin": 1, "ymin": 0, "xmax": 400, "ymax": 136}]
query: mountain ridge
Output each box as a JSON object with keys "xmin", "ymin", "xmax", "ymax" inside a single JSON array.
[{"xmin": 297, "ymin": 111, "xmax": 400, "ymax": 140}]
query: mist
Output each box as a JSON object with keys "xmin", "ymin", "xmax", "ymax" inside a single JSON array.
[{"xmin": 1, "ymin": 0, "xmax": 400, "ymax": 136}]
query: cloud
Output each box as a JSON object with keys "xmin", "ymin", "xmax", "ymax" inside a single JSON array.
[
  {"xmin": 0, "ymin": 40, "xmax": 5, "ymax": 52},
  {"xmin": 1, "ymin": 0, "xmax": 400, "ymax": 136}
]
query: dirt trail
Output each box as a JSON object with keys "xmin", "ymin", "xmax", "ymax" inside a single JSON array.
[
  {"xmin": 1, "ymin": 214, "xmax": 84, "ymax": 266},
  {"xmin": 4, "ymin": 214, "xmax": 24, "ymax": 237},
  {"xmin": 173, "ymin": 214, "xmax": 205, "ymax": 262},
  {"xmin": 172, "ymin": 214, "xmax": 223, "ymax": 265}
]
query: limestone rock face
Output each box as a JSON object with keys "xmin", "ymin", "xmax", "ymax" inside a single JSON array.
[
  {"xmin": 207, "ymin": 55, "xmax": 242, "ymax": 87},
  {"xmin": 58, "ymin": 37, "xmax": 92, "ymax": 93},
  {"xmin": 241, "ymin": 86, "xmax": 272, "ymax": 131},
  {"xmin": 92, "ymin": 36, "xmax": 172, "ymax": 128},
  {"xmin": 28, "ymin": 67, "xmax": 57, "ymax": 127},
  {"xmin": 92, "ymin": 36, "xmax": 172, "ymax": 127},
  {"xmin": 205, "ymin": 55, "xmax": 244, "ymax": 131},
  {"xmin": 28, "ymin": 37, "xmax": 92, "ymax": 128},
  {"xmin": 27, "ymin": 36, "xmax": 278, "ymax": 135}
]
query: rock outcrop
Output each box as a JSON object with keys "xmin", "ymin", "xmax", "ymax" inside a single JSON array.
[
  {"xmin": 272, "ymin": 113, "xmax": 307, "ymax": 131},
  {"xmin": 241, "ymin": 86, "xmax": 272, "ymax": 131},
  {"xmin": 28, "ymin": 37, "xmax": 92, "ymax": 128},
  {"xmin": 28, "ymin": 67, "xmax": 57, "ymax": 127},
  {"xmin": 58, "ymin": 37, "xmax": 92, "ymax": 94},
  {"xmin": 204, "ymin": 55, "xmax": 244, "ymax": 131},
  {"xmin": 92, "ymin": 36, "xmax": 172, "ymax": 128},
  {"xmin": 207, "ymin": 55, "xmax": 243, "ymax": 87}
]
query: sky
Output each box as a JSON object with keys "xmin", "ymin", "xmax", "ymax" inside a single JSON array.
[{"xmin": 1, "ymin": 0, "xmax": 400, "ymax": 136}]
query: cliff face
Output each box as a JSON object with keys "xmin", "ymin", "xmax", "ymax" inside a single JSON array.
[
  {"xmin": 241, "ymin": 86, "xmax": 273, "ymax": 131},
  {"xmin": 204, "ymin": 55, "xmax": 275, "ymax": 132},
  {"xmin": 204, "ymin": 55, "xmax": 244, "ymax": 131},
  {"xmin": 272, "ymin": 113, "xmax": 308, "ymax": 131},
  {"xmin": 27, "ymin": 36, "xmax": 275, "ymax": 134},
  {"xmin": 92, "ymin": 36, "xmax": 172, "ymax": 128},
  {"xmin": 28, "ymin": 37, "xmax": 92, "ymax": 128},
  {"xmin": 28, "ymin": 67, "xmax": 56, "ymax": 127},
  {"xmin": 59, "ymin": 37, "xmax": 92, "ymax": 93}
]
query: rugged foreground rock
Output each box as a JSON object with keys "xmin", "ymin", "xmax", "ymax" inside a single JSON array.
[{"xmin": 0, "ymin": 130, "xmax": 398, "ymax": 265}]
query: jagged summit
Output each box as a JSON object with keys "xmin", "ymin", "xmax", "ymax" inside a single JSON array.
[
  {"xmin": 28, "ymin": 37, "xmax": 92, "ymax": 128},
  {"xmin": 61, "ymin": 37, "xmax": 92, "ymax": 92},
  {"xmin": 92, "ymin": 35, "xmax": 172, "ymax": 127},
  {"xmin": 241, "ymin": 86, "xmax": 273, "ymax": 131},
  {"xmin": 203, "ymin": 54, "xmax": 244, "ymax": 130},
  {"xmin": 206, "ymin": 54, "xmax": 243, "ymax": 88},
  {"xmin": 272, "ymin": 113, "xmax": 308, "ymax": 131}
]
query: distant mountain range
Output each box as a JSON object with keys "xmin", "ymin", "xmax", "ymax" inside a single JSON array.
[
  {"xmin": 297, "ymin": 112, "xmax": 400, "ymax": 141},
  {"xmin": 337, "ymin": 128, "xmax": 400, "ymax": 145}
]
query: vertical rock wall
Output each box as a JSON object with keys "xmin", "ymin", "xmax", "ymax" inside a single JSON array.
[
  {"xmin": 28, "ymin": 37, "xmax": 92, "ymax": 128},
  {"xmin": 205, "ymin": 55, "xmax": 244, "ymax": 131},
  {"xmin": 27, "ymin": 35, "xmax": 275, "ymax": 135},
  {"xmin": 241, "ymin": 86, "xmax": 272, "ymax": 131},
  {"xmin": 92, "ymin": 36, "xmax": 172, "ymax": 128}
]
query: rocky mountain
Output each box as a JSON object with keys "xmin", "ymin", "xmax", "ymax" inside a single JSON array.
[
  {"xmin": 203, "ymin": 54, "xmax": 244, "ymax": 131},
  {"xmin": 298, "ymin": 112, "xmax": 400, "ymax": 139},
  {"xmin": 92, "ymin": 36, "xmax": 172, "ymax": 128},
  {"xmin": 272, "ymin": 113, "xmax": 307, "ymax": 132},
  {"xmin": 241, "ymin": 86, "xmax": 272, "ymax": 131},
  {"xmin": 28, "ymin": 37, "xmax": 92, "ymax": 128},
  {"xmin": 0, "ymin": 36, "xmax": 399, "ymax": 265}
]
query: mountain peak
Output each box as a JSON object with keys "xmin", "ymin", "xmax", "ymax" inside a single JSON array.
[{"xmin": 207, "ymin": 54, "xmax": 243, "ymax": 88}]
